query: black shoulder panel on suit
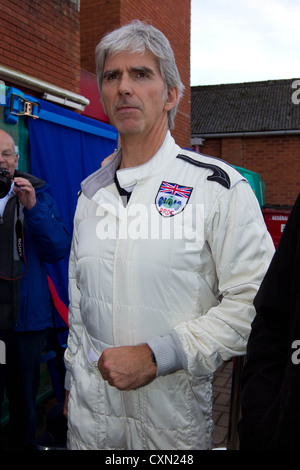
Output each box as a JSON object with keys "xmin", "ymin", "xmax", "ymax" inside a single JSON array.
[{"xmin": 176, "ymin": 154, "xmax": 231, "ymax": 189}]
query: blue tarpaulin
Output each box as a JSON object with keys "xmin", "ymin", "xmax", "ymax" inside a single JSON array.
[{"xmin": 27, "ymin": 98, "xmax": 118, "ymax": 321}]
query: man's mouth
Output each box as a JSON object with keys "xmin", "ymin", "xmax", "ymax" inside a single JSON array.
[
  {"xmin": 117, "ymin": 106, "xmax": 136, "ymax": 112},
  {"xmin": 116, "ymin": 102, "xmax": 140, "ymax": 113}
]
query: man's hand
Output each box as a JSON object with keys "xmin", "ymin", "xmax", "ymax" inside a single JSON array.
[
  {"xmin": 13, "ymin": 176, "xmax": 36, "ymax": 210},
  {"xmin": 98, "ymin": 344, "xmax": 157, "ymax": 391}
]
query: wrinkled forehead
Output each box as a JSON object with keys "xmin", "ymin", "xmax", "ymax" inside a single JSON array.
[{"xmin": 104, "ymin": 48, "xmax": 157, "ymax": 65}]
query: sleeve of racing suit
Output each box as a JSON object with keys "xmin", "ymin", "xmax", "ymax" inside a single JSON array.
[
  {"xmin": 147, "ymin": 332, "xmax": 187, "ymax": 376},
  {"xmin": 148, "ymin": 180, "xmax": 274, "ymax": 378}
]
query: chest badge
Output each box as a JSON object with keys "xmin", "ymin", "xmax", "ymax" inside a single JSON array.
[{"xmin": 155, "ymin": 181, "xmax": 193, "ymax": 217}]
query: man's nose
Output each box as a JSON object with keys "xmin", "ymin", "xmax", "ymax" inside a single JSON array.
[{"xmin": 118, "ymin": 76, "xmax": 132, "ymax": 96}]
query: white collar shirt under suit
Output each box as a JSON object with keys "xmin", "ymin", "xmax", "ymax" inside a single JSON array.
[{"xmin": 65, "ymin": 131, "xmax": 274, "ymax": 450}]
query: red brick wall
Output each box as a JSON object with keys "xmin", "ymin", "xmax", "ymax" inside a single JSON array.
[
  {"xmin": 80, "ymin": 0, "xmax": 121, "ymax": 73},
  {"xmin": 200, "ymin": 135, "xmax": 300, "ymax": 206},
  {"xmin": 80, "ymin": 0, "xmax": 191, "ymax": 148},
  {"xmin": 0, "ymin": 0, "xmax": 80, "ymax": 93}
]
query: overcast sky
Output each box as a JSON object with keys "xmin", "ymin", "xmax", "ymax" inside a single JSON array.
[{"xmin": 191, "ymin": 0, "xmax": 300, "ymax": 86}]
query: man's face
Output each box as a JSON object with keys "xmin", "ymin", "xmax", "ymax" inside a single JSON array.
[
  {"xmin": 0, "ymin": 131, "xmax": 18, "ymax": 176},
  {"xmin": 101, "ymin": 49, "xmax": 175, "ymax": 137}
]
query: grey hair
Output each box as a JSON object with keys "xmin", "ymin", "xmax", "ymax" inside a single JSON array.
[{"xmin": 95, "ymin": 20, "xmax": 184, "ymax": 129}]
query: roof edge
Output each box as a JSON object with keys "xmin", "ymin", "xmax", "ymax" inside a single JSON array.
[{"xmin": 192, "ymin": 129, "xmax": 300, "ymax": 138}]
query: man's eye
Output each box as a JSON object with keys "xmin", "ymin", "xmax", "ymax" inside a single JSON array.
[
  {"xmin": 104, "ymin": 73, "xmax": 117, "ymax": 81},
  {"xmin": 136, "ymin": 72, "xmax": 148, "ymax": 79}
]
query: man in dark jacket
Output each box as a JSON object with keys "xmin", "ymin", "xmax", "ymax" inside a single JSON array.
[
  {"xmin": 0, "ymin": 129, "xmax": 71, "ymax": 449},
  {"xmin": 239, "ymin": 193, "xmax": 300, "ymax": 449}
]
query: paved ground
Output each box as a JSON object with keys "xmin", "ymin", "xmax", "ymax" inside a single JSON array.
[{"xmin": 212, "ymin": 360, "xmax": 235, "ymax": 449}]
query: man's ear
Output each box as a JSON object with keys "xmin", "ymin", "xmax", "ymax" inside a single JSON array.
[
  {"xmin": 14, "ymin": 153, "xmax": 19, "ymax": 170},
  {"xmin": 164, "ymin": 87, "xmax": 179, "ymax": 111}
]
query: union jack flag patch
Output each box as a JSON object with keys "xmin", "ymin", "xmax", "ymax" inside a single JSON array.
[{"xmin": 155, "ymin": 181, "xmax": 193, "ymax": 217}]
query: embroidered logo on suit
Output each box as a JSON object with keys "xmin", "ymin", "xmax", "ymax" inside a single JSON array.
[{"xmin": 155, "ymin": 181, "xmax": 193, "ymax": 217}]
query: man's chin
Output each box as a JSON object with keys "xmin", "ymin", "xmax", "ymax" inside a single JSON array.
[{"xmin": 116, "ymin": 121, "xmax": 143, "ymax": 135}]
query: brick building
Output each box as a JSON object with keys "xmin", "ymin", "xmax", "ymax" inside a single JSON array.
[
  {"xmin": 0, "ymin": 0, "xmax": 82, "ymax": 98},
  {"xmin": 0, "ymin": 0, "xmax": 191, "ymax": 148},
  {"xmin": 191, "ymin": 79, "xmax": 300, "ymax": 206}
]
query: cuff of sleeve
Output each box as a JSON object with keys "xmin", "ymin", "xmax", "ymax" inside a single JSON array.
[
  {"xmin": 147, "ymin": 331, "xmax": 187, "ymax": 377},
  {"xmin": 23, "ymin": 200, "xmax": 42, "ymax": 216}
]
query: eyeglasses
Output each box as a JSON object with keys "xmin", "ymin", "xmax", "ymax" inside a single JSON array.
[{"xmin": 0, "ymin": 151, "xmax": 16, "ymax": 160}]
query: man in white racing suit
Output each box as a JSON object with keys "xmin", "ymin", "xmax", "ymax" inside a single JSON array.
[{"xmin": 64, "ymin": 20, "xmax": 274, "ymax": 450}]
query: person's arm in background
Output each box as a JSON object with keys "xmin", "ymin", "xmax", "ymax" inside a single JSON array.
[{"xmin": 239, "ymin": 194, "xmax": 300, "ymax": 449}]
